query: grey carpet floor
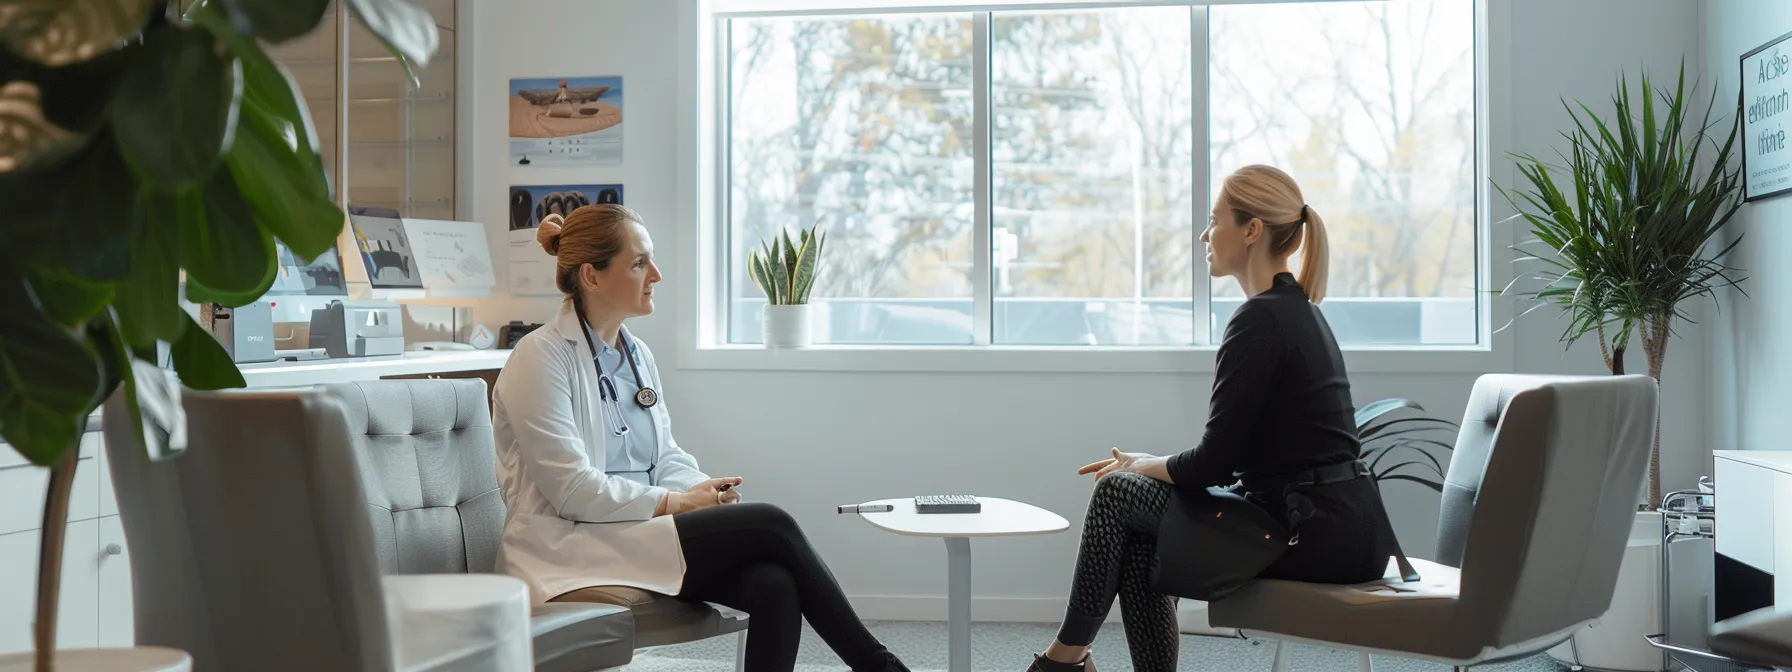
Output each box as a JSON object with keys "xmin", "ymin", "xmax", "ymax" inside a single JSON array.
[{"xmin": 624, "ymin": 621, "xmax": 1570, "ymax": 671}]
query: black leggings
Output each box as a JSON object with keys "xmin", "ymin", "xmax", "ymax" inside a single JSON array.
[
  {"xmin": 1057, "ymin": 472, "xmax": 1179, "ymax": 672},
  {"xmin": 675, "ymin": 502, "xmax": 904, "ymax": 672}
]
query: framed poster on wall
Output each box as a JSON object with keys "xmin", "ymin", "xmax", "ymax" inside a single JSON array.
[
  {"xmin": 1743, "ymin": 29, "xmax": 1792, "ymax": 202},
  {"xmin": 504, "ymin": 184, "xmax": 626, "ymax": 296}
]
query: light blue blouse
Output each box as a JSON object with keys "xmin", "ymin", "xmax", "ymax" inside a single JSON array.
[{"xmin": 583, "ymin": 322, "xmax": 661, "ymax": 487}]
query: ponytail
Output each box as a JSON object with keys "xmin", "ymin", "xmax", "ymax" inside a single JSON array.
[
  {"xmin": 1297, "ymin": 205, "xmax": 1329, "ymax": 304},
  {"xmin": 1218, "ymin": 165, "xmax": 1329, "ymax": 304}
]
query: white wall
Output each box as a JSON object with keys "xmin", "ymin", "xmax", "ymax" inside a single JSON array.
[
  {"xmin": 1701, "ymin": 1, "xmax": 1792, "ymax": 464},
  {"xmin": 456, "ymin": 0, "xmax": 1705, "ymax": 621}
]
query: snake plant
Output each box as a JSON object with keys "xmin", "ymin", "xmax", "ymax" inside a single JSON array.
[{"xmin": 748, "ymin": 223, "xmax": 825, "ymax": 305}]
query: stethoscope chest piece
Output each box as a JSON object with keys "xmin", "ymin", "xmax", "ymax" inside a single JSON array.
[{"xmin": 577, "ymin": 312, "xmax": 659, "ymax": 436}]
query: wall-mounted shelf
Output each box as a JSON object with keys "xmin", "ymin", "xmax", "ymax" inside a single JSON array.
[
  {"xmin": 351, "ymin": 198, "xmax": 452, "ymax": 208},
  {"xmin": 307, "ymin": 93, "xmax": 452, "ymax": 105},
  {"xmin": 348, "ymin": 138, "xmax": 450, "ymax": 148}
]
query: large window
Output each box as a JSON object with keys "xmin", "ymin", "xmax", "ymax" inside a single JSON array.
[{"xmin": 723, "ymin": 1, "xmax": 1477, "ymax": 347}]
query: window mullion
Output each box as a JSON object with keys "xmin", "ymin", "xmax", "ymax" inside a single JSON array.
[
  {"xmin": 1190, "ymin": 6, "xmax": 1212, "ymax": 346},
  {"xmin": 971, "ymin": 11, "xmax": 993, "ymax": 346},
  {"xmin": 718, "ymin": 16, "xmax": 735, "ymax": 346}
]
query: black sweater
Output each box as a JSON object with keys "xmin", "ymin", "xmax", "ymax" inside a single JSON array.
[{"xmin": 1165, "ymin": 273, "xmax": 1360, "ymax": 490}]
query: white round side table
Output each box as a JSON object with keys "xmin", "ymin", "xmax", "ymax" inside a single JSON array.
[{"xmin": 854, "ymin": 497, "xmax": 1069, "ymax": 672}]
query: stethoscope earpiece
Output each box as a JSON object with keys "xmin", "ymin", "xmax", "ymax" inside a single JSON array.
[{"xmin": 597, "ymin": 375, "xmax": 631, "ymax": 437}]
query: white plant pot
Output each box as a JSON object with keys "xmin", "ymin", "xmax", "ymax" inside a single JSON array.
[
  {"xmin": 762, "ymin": 304, "xmax": 813, "ymax": 348},
  {"xmin": 1546, "ymin": 511, "xmax": 1665, "ymax": 671}
]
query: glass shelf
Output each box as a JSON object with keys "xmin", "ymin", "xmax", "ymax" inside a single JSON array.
[
  {"xmin": 268, "ymin": 0, "xmax": 457, "ymax": 221},
  {"xmin": 307, "ymin": 93, "xmax": 451, "ymax": 105}
]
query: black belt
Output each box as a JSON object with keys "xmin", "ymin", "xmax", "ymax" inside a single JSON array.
[
  {"xmin": 1236, "ymin": 459, "xmax": 1421, "ymax": 584},
  {"xmin": 1237, "ymin": 459, "xmax": 1369, "ymax": 496}
]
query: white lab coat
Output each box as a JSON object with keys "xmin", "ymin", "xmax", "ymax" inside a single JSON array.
[{"xmin": 490, "ymin": 302, "xmax": 709, "ymax": 603}]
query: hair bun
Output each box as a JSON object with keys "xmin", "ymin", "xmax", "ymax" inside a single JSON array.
[{"xmin": 536, "ymin": 213, "xmax": 566, "ymax": 256}]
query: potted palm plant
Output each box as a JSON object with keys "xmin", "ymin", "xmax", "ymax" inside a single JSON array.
[
  {"xmin": 1499, "ymin": 62, "xmax": 1746, "ymax": 672},
  {"xmin": 1500, "ymin": 61, "xmax": 1745, "ymax": 507},
  {"xmin": 0, "ymin": 0, "xmax": 437, "ymax": 669},
  {"xmin": 747, "ymin": 222, "xmax": 825, "ymax": 347}
]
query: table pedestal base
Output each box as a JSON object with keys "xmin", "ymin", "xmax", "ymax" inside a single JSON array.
[{"xmin": 946, "ymin": 537, "xmax": 971, "ymax": 672}]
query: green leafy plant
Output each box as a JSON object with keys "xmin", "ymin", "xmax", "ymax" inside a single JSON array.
[
  {"xmin": 1497, "ymin": 61, "xmax": 1746, "ymax": 506},
  {"xmin": 747, "ymin": 222, "xmax": 826, "ymax": 305},
  {"xmin": 0, "ymin": 0, "xmax": 437, "ymax": 668},
  {"xmin": 1357, "ymin": 398, "xmax": 1460, "ymax": 492}
]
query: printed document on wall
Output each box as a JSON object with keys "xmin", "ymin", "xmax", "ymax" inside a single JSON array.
[{"xmin": 401, "ymin": 218, "xmax": 498, "ymax": 297}]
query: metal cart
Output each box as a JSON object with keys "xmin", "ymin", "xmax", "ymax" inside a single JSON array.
[{"xmin": 1645, "ymin": 485, "xmax": 1774, "ymax": 672}]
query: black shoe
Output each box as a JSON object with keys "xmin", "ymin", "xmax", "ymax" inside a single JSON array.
[{"xmin": 1027, "ymin": 652, "xmax": 1095, "ymax": 672}]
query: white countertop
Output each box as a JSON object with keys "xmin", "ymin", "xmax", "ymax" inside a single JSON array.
[
  {"xmin": 238, "ymin": 350, "xmax": 512, "ymax": 388},
  {"xmin": 1714, "ymin": 450, "xmax": 1792, "ymax": 475}
]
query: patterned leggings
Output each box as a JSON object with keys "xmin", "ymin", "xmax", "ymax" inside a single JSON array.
[{"xmin": 1057, "ymin": 472, "xmax": 1179, "ymax": 672}]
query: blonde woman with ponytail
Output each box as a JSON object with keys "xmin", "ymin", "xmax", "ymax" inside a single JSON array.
[{"xmin": 1025, "ymin": 166, "xmax": 1402, "ymax": 672}]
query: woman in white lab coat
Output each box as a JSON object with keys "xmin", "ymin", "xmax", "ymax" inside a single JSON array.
[{"xmin": 490, "ymin": 204, "xmax": 909, "ymax": 672}]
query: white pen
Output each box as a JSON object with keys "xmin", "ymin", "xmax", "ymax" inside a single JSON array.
[{"xmin": 837, "ymin": 503, "xmax": 895, "ymax": 514}]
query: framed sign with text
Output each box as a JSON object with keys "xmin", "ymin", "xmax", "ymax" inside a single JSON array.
[{"xmin": 1743, "ymin": 29, "xmax": 1792, "ymax": 202}]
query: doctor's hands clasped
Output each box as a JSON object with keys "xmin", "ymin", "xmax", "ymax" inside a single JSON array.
[{"xmin": 659, "ymin": 477, "xmax": 744, "ymax": 516}]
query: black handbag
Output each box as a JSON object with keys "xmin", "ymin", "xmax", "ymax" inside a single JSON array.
[
  {"xmin": 1151, "ymin": 485, "xmax": 1295, "ymax": 601},
  {"xmin": 1151, "ymin": 461, "xmax": 1420, "ymax": 602}
]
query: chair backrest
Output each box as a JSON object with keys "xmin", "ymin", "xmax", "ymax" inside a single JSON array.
[
  {"xmin": 102, "ymin": 386, "xmax": 393, "ymax": 672},
  {"xmin": 326, "ymin": 379, "xmax": 506, "ymax": 575},
  {"xmin": 1435, "ymin": 374, "xmax": 1657, "ymax": 649}
]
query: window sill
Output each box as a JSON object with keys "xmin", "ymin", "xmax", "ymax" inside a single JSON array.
[{"xmin": 675, "ymin": 343, "xmax": 1510, "ymax": 374}]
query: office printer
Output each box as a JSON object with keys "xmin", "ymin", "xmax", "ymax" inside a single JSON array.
[
  {"xmin": 202, "ymin": 300, "xmax": 278, "ymax": 364},
  {"xmin": 309, "ymin": 300, "xmax": 405, "ymax": 357}
]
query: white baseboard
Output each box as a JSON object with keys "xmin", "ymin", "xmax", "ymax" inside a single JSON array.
[{"xmin": 848, "ymin": 595, "xmax": 1121, "ymax": 623}]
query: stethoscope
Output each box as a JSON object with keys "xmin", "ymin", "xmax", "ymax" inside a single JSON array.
[{"xmin": 576, "ymin": 313, "xmax": 658, "ymax": 437}]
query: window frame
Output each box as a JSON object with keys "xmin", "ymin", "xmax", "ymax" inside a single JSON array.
[{"xmin": 678, "ymin": 0, "xmax": 1514, "ymax": 374}]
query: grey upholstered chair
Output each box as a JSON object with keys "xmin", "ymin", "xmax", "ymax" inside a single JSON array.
[
  {"xmin": 1210, "ymin": 374, "xmax": 1660, "ymax": 671},
  {"xmin": 102, "ymin": 386, "xmax": 399, "ymax": 671},
  {"xmin": 103, "ymin": 383, "xmax": 634, "ymax": 672},
  {"xmin": 1710, "ymin": 607, "xmax": 1792, "ymax": 669},
  {"xmin": 326, "ymin": 379, "xmax": 747, "ymax": 671}
]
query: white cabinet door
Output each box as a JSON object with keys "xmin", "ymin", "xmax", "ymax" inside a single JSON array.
[
  {"xmin": 0, "ymin": 520, "xmax": 101, "ymax": 653},
  {"xmin": 1776, "ymin": 472, "xmax": 1792, "ymax": 609},
  {"xmin": 1716, "ymin": 458, "xmax": 1776, "ymax": 572},
  {"xmin": 96, "ymin": 439, "xmax": 117, "ymax": 520},
  {"xmin": 97, "ymin": 516, "xmax": 132, "ymax": 648},
  {"xmin": 0, "ymin": 457, "xmax": 99, "ymax": 538}
]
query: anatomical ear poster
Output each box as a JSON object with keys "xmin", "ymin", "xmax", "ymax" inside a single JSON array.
[
  {"xmin": 506, "ymin": 184, "xmax": 626, "ymax": 296},
  {"xmin": 509, "ymin": 76, "xmax": 624, "ymax": 167}
]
